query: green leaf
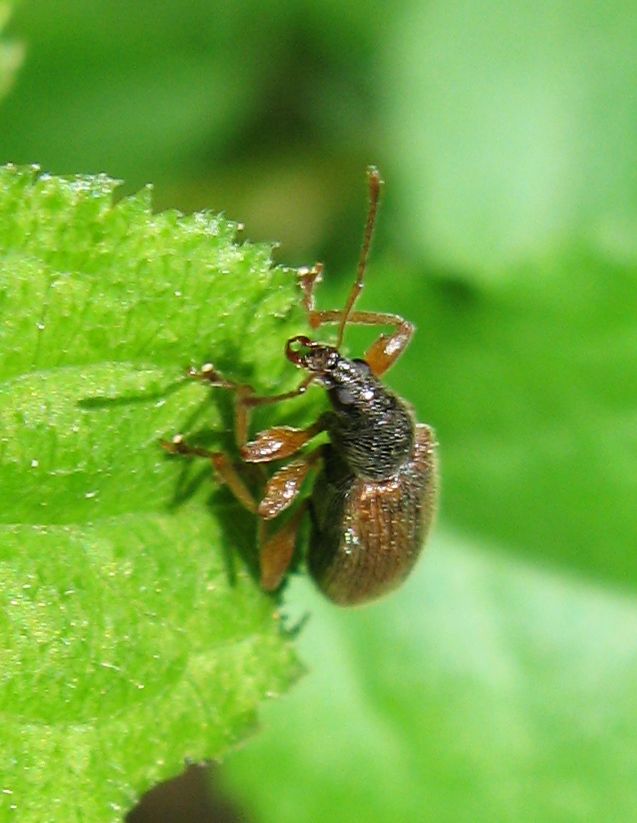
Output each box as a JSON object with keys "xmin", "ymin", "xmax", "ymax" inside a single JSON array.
[
  {"xmin": 0, "ymin": 165, "xmax": 307, "ymax": 821},
  {"xmin": 221, "ymin": 530, "xmax": 637, "ymax": 823}
]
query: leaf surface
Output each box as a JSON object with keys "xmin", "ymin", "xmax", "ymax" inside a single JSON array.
[{"xmin": 0, "ymin": 165, "xmax": 307, "ymax": 821}]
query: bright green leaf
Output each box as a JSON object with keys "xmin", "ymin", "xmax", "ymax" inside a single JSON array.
[{"xmin": 0, "ymin": 165, "xmax": 308, "ymax": 822}]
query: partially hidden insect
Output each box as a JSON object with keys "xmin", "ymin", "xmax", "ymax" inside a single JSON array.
[{"xmin": 163, "ymin": 167, "xmax": 438, "ymax": 605}]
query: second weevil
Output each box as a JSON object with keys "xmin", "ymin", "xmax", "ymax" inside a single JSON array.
[{"xmin": 164, "ymin": 167, "xmax": 438, "ymax": 605}]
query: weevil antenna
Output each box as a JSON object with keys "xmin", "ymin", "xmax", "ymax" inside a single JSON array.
[{"xmin": 335, "ymin": 166, "xmax": 383, "ymax": 348}]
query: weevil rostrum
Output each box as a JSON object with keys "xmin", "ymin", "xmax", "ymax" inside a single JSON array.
[{"xmin": 163, "ymin": 168, "xmax": 438, "ymax": 605}]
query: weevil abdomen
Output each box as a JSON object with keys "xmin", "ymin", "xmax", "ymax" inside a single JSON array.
[{"xmin": 308, "ymin": 423, "xmax": 437, "ymax": 605}]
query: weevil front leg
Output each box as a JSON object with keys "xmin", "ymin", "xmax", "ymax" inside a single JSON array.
[
  {"xmin": 188, "ymin": 362, "xmax": 328, "ymax": 460},
  {"xmin": 301, "ymin": 301, "xmax": 414, "ymax": 377},
  {"xmin": 190, "ymin": 361, "xmax": 319, "ymax": 432},
  {"xmin": 187, "ymin": 363, "xmax": 255, "ymax": 448},
  {"xmin": 166, "ymin": 365, "xmax": 327, "ymax": 589},
  {"xmin": 297, "ymin": 253, "xmax": 413, "ymax": 377},
  {"xmin": 188, "ymin": 362, "xmax": 312, "ymax": 453},
  {"xmin": 327, "ymin": 309, "xmax": 414, "ymax": 377},
  {"xmin": 293, "ymin": 166, "xmax": 407, "ymax": 374}
]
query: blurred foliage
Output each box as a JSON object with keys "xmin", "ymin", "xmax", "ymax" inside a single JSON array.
[
  {"xmin": 0, "ymin": 2, "xmax": 23, "ymax": 101},
  {"xmin": 370, "ymin": 255, "xmax": 637, "ymax": 589},
  {"xmin": 389, "ymin": 0, "xmax": 637, "ymax": 275},
  {"xmin": 0, "ymin": 0, "xmax": 386, "ymax": 261},
  {"xmin": 0, "ymin": 1, "xmax": 636, "ymax": 822}
]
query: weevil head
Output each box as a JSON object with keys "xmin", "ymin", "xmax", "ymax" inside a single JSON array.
[
  {"xmin": 286, "ymin": 336, "xmax": 375, "ymax": 408},
  {"xmin": 286, "ymin": 336, "xmax": 340, "ymax": 376},
  {"xmin": 285, "ymin": 335, "xmax": 415, "ymax": 479}
]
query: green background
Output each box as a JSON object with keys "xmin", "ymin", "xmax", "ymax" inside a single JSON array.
[{"xmin": 1, "ymin": 1, "xmax": 636, "ymax": 821}]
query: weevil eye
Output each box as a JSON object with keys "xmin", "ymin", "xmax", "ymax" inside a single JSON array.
[{"xmin": 351, "ymin": 358, "xmax": 372, "ymax": 375}]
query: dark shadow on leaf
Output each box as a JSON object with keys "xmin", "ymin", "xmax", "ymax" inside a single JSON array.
[
  {"xmin": 211, "ymin": 499, "xmax": 260, "ymax": 588},
  {"xmin": 159, "ymin": 378, "xmax": 264, "ymax": 589},
  {"xmin": 77, "ymin": 376, "xmax": 189, "ymax": 409}
]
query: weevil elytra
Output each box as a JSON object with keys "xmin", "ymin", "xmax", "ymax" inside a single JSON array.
[{"xmin": 163, "ymin": 167, "xmax": 438, "ymax": 605}]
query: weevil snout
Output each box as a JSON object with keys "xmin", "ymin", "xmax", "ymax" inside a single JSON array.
[{"xmin": 286, "ymin": 335, "xmax": 339, "ymax": 375}]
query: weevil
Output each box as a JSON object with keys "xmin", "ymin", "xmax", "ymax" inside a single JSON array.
[{"xmin": 163, "ymin": 167, "xmax": 438, "ymax": 605}]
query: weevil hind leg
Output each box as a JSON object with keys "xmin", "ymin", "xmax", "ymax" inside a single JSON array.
[
  {"xmin": 259, "ymin": 502, "xmax": 308, "ymax": 591},
  {"xmin": 253, "ymin": 445, "xmax": 324, "ymax": 590},
  {"xmin": 163, "ymin": 434, "xmax": 310, "ymax": 591}
]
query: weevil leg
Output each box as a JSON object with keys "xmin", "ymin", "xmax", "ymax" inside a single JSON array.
[
  {"xmin": 189, "ymin": 360, "xmax": 316, "ymax": 427},
  {"xmin": 188, "ymin": 362, "xmax": 326, "ymax": 461},
  {"xmin": 297, "ymin": 166, "xmax": 382, "ymax": 343},
  {"xmin": 187, "ymin": 363, "xmax": 257, "ymax": 448},
  {"xmin": 295, "ymin": 168, "xmax": 384, "ymax": 341},
  {"xmin": 259, "ymin": 501, "xmax": 308, "ymax": 591},
  {"xmin": 302, "ymin": 309, "xmax": 414, "ymax": 377},
  {"xmin": 358, "ymin": 312, "xmax": 414, "ymax": 376},
  {"xmin": 258, "ymin": 446, "xmax": 323, "ymax": 519},
  {"xmin": 162, "ymin": 436, "xmax": 258, "ymax": 513},
  {"xmin": 242, "ymin": 415, "xmax": 327, "ymax": 463},
  {"xmin": 257, "ymin": 446, "xmax": 323, "ymax": 588},
  {"xmin": 240, "ymin": 374, "xmax": 316, "ymax": 409},
  {"xmin": 163, "ymin": 434, "xmax": 312, "ymax": 591},
  {"xmin": 294, "ymin": 168, "xmax": 412, "ymax": 374},
  {"xmin": 298, "ymin": 262, "xmax": 324, "ymax": 323},
  {"xmin": 169, "ymin": 369, "xmax": 322, "ymax": 593}
]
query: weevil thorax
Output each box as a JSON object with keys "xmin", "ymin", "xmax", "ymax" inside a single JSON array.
[{"xmin": 292, "ymin": 340, "xmax": 415, "ymax": 481}]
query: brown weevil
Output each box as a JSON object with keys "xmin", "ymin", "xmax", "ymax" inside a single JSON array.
[{"xmin": 163, "ymin": 167, "xmax": 438, "ymax": 605}]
